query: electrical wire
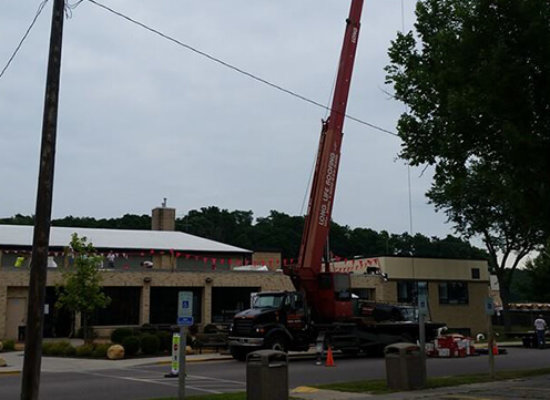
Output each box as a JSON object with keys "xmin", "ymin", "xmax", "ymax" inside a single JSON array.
[
  {"xmin": 0, "ymin": 0, "xmax": 49, "ymax": 80},
  {"xmin": 86, "ymin": 0, "xmax": 398, "ymax": 138}
]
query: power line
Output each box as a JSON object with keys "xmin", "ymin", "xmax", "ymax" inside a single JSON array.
[
  {"xmin": 86, "ymin": 0, "xmax": 398, "ymax": 138},
  {"xmin": 0, "ymin": 0, "xmax": 50, "ymax": 80}
]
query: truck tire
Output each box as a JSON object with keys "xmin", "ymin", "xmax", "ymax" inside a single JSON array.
[
  {"xmin": 264, "ymin": 335, "xmax": 288, "ymax": 352},
  {"xmin": 230, "ymin": 346, "xmax": 250, "ymax": 362}
]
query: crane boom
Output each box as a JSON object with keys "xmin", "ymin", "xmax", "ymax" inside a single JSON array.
[{"xmin": 286, "ymin": 0, "xmax": 364, "ymax": 321}]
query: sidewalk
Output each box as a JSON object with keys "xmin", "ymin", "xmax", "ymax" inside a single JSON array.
[
  {"xmin": 291, "ymin": 374, "xmax": 550, "ymax": 399},
  {"xmin": 0, "ymin": 350, "xmax": 231, "ymax": 375}
]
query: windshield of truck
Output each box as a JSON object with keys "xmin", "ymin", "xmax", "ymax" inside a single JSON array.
[
  {"xmin": 253, "ymin": 294, "xmax": 284, "ymax": 309},
  {"xmin": 399, "ymin": 307, "xmax": 418, "ymax": 322}
]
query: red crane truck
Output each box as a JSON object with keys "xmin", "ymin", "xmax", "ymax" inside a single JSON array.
[{"xmin": 228, "ymin": 0, "xmax": 443, "ymax": 361}]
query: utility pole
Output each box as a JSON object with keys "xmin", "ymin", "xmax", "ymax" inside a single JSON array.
[{"xmin": 21, "ymin": 0, "xmax": 65, "ymax": 399}]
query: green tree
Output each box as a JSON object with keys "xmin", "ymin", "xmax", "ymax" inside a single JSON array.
[
  {"xmin": 525, "ymin": 242, "xmax": 550, "ymax": 302},
  {"xmin": 56, "ymin": 234, "xmax": 110, "ymax": 342},
  {"xmin": 251, "ymin": 211, "xmax": 304, "ymax": 260},
  {"xmin": 0, "ymin": 214, "xmax": 34, "ymax": 225},
  {"xmin": 385, "ymin": 0, "xmax": 549, "ymax": 329}
]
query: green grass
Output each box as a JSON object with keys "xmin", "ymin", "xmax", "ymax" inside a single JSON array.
[
  {"xmin": 150, "ymin": 394, "xmax": 245, "ymax": 400},
  {"xmin": 150, "ymin": 393, "xmax": 301, "ymax": 400},
  {"xmin": 315, "ymin": 367, "xmax": 550, "ymax": 394},
  {"xmin": 149, "ymin": 368, "xmax": 550, "ymax": 399}
]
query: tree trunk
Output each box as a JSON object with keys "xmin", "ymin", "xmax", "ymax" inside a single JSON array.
[
  {"xmin": 82, "ymin": 313, "xmax": 91, "ymax": 344},
  {"xmin": 496, "ymin": 271, "xmax": 513, "ymax": 332}
]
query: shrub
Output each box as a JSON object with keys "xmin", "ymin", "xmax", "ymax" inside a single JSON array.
[
  {"xmin": 64, "ymin": 345, "xmax": 77, "ymax": 357},
  {"xmin": 140, "ymin": 334, "xmax": 160, "ymax": 355},
  {"xmin": 75, "ymin": 344, "xmax": 94, "ymax": 357},
  {"xmin": 91, "ymin": 343, "xmax": 111, "ymax": 358},
  {"xmin": 42, "ymin": 341, "xmax": 74, "ymax": 357},
  {"xmin": 3, "ymin": 339, "xmax": 15, "ymax": 351},
  {"xmin": 156, "ymin": 331, "xmax": 172, "ymax": 352},
  {"xmin": 42, "ymin": 342, "xmax": 55, "ymax": 356},
  {"xmin": 111, "ymin": 328, "xmax": 134, "ymax": 344},
  {"xmin": 203, "ymin": 324, "xmax": 218, "ymax": 334},
  {"xmin": 139, "ymin": 324, "xmax": 157, "ymax": 335},
  {"xmin": 122, "ymin": 336, "xmax": 140, "ymax": 357}
]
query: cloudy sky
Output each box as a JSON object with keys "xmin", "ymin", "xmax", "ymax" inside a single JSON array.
[{"xmin": 0, "ymin": 0, "xmax": 455, "ymax": 239}]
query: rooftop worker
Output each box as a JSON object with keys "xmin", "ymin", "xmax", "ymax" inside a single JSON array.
[{"xmin": 534, "ymin": 314, "xmax": 548, "ymax": 349}]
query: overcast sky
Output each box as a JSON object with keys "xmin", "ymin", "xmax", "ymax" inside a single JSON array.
[{"xmin": 0, "ymin": 0, "xmax": 456, "ymax": 239}]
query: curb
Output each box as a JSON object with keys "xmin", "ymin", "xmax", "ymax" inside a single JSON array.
[
  {"xmin": 0, "ymin": 370, "xmax": 20, "ymax": 376},
  {"xmin": 155, "ymin": 355, "xmax": 233, "ymax": 365}
]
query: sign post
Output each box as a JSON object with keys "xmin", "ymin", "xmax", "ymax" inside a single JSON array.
[
  {"xmin": 485, "ymin": 297, "xmax": 496, "ymax": 379},
  {"xmin": 177, "ymin": 291, "xmax": 194, "ymax": 399},
  {"xmin": 417, "ymin": 290, "xmax": 428, "ymax": 386}
]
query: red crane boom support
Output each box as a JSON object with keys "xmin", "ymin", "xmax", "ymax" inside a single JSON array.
[{"xmin": 286, "ymin": 0, "xmax": 364, "ymax": 321}]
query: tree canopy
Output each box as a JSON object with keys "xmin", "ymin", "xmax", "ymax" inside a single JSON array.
[
  {"xmin": 56, "ymin": 234, "xmax": 110, "ymax": 341},
  {"xmin": 525, "ymin": 241, "xmax": 550, "ymax": 302},
  {"xmin": 0, "ymin": 207, "xmax": 487, "ymax": 261},
  {"xmin": 385, "ymin": 0, "xmax": 550, "ymax": 323}
]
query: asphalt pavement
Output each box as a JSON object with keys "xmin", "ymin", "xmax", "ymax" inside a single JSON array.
[{"xmin": 2, "ymin": 343, "xmax": 550, "ymax": 399}]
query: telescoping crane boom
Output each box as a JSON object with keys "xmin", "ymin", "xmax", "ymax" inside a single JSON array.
[
  {"xmin": 285, "ymin": 0, "xmax": 364, "ymax": 322},
  {"xmin": 229, "ymin": 1, "xmax": 445, "ymax": 361}
]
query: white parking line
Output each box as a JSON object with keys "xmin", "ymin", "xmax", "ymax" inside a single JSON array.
[
  {"xmin": 77, "ymin": 370, "xmax": 245, "ymax": 394},
  {"xmin": 77, "ymin": 371, "xmax": 177, "ymax": 388},
  {"xmin": 188, "ymin": 374, "xmax": 245, "ymax": 386}
]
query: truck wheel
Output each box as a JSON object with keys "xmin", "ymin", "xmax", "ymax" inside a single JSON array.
[
  {"xmin": 230, "ymin": 346, "xmax": 250, "ymax": 362},
  {"xmin": 265, "ymin": 335, "xmax": 288, "ymax": 352}
]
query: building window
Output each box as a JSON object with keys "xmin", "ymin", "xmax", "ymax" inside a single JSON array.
[
  {"xmin": 212, "ymin": 287, "xmax": 260, "ymax": 323},
  {"xmin": 471, "ymin": 268, "xmax": 480, "ymax": 279},
  {"xmin": 150, "ymin": 287, "xmax": 202, "ymax": 324},
  {"xmin": 92, "ymin": 287, "xmax": 141, "ymax": 325},
  {"xmin": 439, "ymin": 282, "xmax": 469, "ymax": 305},
  {"xmin": 397, "ymin": 281, "xmax": 427, "ymax": 304}
]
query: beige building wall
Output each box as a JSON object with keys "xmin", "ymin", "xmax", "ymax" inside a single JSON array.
[
  {"xmin": 428, "ymin": 281, "xmax": 489, "ymax": 336},
  {"xmin": 252, "ymin": 252, "xmax": 282, "ymax": 271},
  {"xmin": 380, "ymin": 257, "xmax": 489, "ymax": 281},
  {"xmin": 1, "ymin": 255, "xmax": 489, "ymax": 339},
  {"xmin": 0, "ymin": 269, "xmax": 293, "ymax": 339},
  {"xmin": 350, "ymin": 274, "xmax": 396, "ymax": 302},
  {"xmin": 347, "ymin": 257, "xmax": 489, "ymax": 336}
]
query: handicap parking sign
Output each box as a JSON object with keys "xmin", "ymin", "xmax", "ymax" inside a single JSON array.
[{"xmin": 177, "ymin": 291, "xmax": 193, "ymax": 326}]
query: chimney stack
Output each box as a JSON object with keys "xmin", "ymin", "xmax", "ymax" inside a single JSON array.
[{"xmin": 151, "ymin": 199, "xmax": 175, "ymax": 231}]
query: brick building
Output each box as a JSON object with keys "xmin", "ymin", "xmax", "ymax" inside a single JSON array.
[
  {"xmin": 0, "ymin": 207, "xmax": 490, "ymax": 340},
  {"xmin": 0, "ymin": 207, "xmax": 293, "ymax": 339}
]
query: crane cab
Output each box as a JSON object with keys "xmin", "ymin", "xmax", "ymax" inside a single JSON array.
[{"xmin": 312, "ymin": 272, "xmax": 353, "ymax": 321}]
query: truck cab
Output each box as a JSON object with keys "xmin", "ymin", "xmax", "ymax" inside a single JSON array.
[{"xmin": 228, "ymin": 291, "xmax": 312, "ymax": 360}]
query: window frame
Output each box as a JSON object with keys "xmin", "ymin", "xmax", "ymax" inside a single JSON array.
[{"xmin": 438, "ymin": 281, "xmax": 469, "ymax": 305}]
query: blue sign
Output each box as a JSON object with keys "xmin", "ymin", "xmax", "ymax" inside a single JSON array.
[
  {"xmin": 177, "ymin": 316, "xmax": 194, "ymax": 326},
  {"xmin": 178, "ymin": 291, "xmax": 194, "ymax": 326}
]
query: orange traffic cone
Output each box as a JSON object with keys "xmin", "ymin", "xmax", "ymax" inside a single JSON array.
[{"xmin": 326, "ymin": 346, "xmax": 335, "ymax": 367}]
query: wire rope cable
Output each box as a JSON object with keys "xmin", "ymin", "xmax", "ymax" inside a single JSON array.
[
  {"xmin": 0, "ymin": 0, "xmax": 50, "ymax": 80},
  {"xmin": 86, "ymin": 0, "xmax": 398, "ymax": 138}
]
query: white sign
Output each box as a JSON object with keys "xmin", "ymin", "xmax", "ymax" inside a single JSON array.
[{"xmin": 178, "ymin": 291, "xmax": 193, "ymax": 326}]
